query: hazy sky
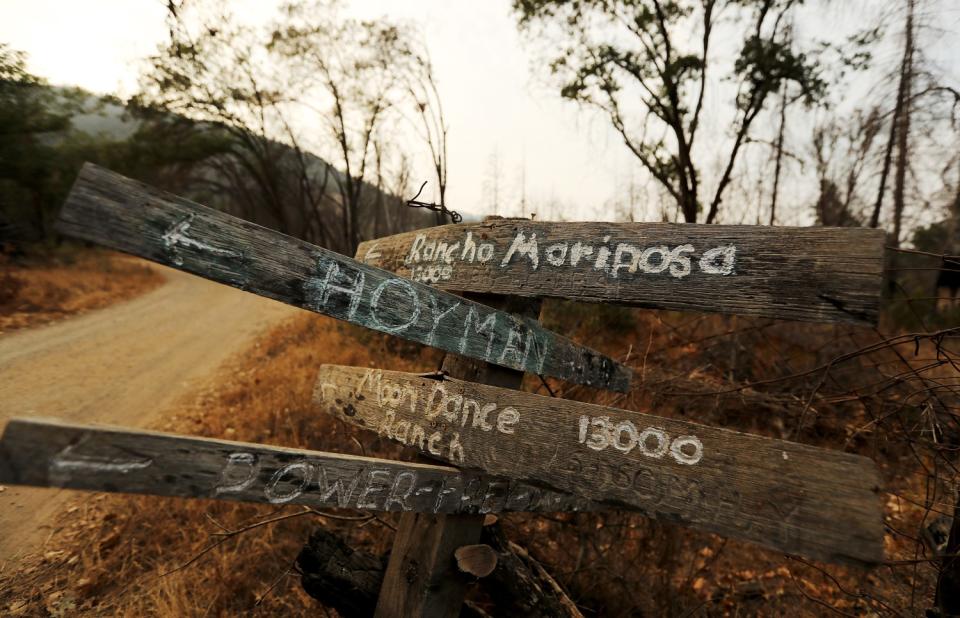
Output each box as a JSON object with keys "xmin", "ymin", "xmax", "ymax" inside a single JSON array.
[
  {"xmin": 2, "ymin": 1, "xmax": 958, "ymax": 225},
  {"xmin": 1, "ymin": 0, "xmax": 640, "ymax": 221}
]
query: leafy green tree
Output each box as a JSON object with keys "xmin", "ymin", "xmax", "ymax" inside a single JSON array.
[
  {"xmin": 512, "ymin": 0, "xmax": 826, "ymax": 223},
  {"xmin": 0, "ymin": 43, "xmax": 239, "ymax": 251}
]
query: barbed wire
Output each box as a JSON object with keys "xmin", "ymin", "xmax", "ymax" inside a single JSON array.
[{"xmin": 406, "ymin": 181, "xmax": 461, "ymax": 223}]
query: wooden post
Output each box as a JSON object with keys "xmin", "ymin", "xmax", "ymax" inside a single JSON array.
[{"xmin": 374, "ymin": 292, "xmax": 542, "ymax": 617}]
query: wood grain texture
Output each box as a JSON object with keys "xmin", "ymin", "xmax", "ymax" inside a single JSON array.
[
  {"xmin": 375, "ymin": 293, "xmax": 541, "ymax": 618},
  {"xmin": 0, "ymin": 417, "xmax": 598, "ymax": 513},
  {"xmin": 315, "ymin": 365, "xmax": 886, "ymax": 566},
  {"xmin": 376, "ymin": 512, "xmax": 484, "ymax": 618},
  {"xmin": 55, "ymin": 164, "xmax": 631, "ymax": 392},
  {"xmin": 355, "ymin": 219, "xmax": 886, "ymax": 325}
]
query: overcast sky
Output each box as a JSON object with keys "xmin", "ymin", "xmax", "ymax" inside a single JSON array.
[{"xmin": 2, "ymin": 0, "xmax": 958, "ymax": 225}]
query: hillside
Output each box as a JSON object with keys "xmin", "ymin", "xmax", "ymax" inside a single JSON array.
[{"xmin": 0, "ymin": 86, "xmax": 437, "ymax": 254}]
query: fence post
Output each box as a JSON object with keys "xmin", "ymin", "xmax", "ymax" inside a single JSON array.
[{"xmin": 374, "ymin": 292, "xmax": 542, "ymax": 618}]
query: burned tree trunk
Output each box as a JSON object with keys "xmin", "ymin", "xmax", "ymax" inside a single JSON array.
[
  {"xmin": 297, "ymin": 528, "xmax": 386, "ymax": 617},
  {"xmin": 479, "ymin": 521, "xmax": 583, "ymax": 618},
  {"xmin": 297, "ymin": 522, "xmax": 581, "ymax": 617}
]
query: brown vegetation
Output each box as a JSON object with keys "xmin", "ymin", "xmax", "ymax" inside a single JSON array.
[
  {"xmin": 0, "ymin": 250, "xmax": 162, "ymax": 333},
  {"xmin": 0, "ymin": 314, "xmax": 441, "ymax": 616},
  {"xmin": 1, "ymin": 301, "xmax": 957, "ymax": 615}
]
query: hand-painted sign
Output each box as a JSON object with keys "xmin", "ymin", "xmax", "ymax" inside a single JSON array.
[
  {"xmin": 0, "ymin": 418, "xmax": 597, "ymax": 514},
  {"xmin": 314, "ymin": 365, "xmax": 885, "ymax": 566},
  {"xmin": 356, "ymin": 220, "xmax": 885, "ymax": 325},
  {"xmin": 56, "ymin": 164, "xmax": 631, "ymax": 392}
]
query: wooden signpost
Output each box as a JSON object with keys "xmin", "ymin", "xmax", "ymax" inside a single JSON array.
[
  {"xmin": 357, "ymin": 219, "xmax": 886, "ymax": 324},
  {"xmin": 314, "ymin": 365, "xmax": 884, "ymax": 565},
  {"xmin": 0, "ymin": 163, "xmax": 887, "ymax": 615},
  {"xmin": 0, "ymin": 418, "xmax": 595, "ymax": 514},
  {"xmin": 372, "ymin": 293, "xmax": 546, "ymax": 617},
  {"xmin": 56, "ymin": 164, "xmax": 631, "ymax": 392},
  {"xmin": 353, "ymin": 216, "xmax": 887, "ymax": 614}
]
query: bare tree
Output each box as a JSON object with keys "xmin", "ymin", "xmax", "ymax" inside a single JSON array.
[
  {"xmin": 484, "ymin": 148, "xmax": 502, "ymax": 216},
  {"xmin": 869, "ymin": 0, "xmax": 960, "ymax": 231},
  {"xmin": 136, "ymin": 0, "xmax": 334, "ymax": 246},
  {"xmin": 138, "ymin": 1, "xmax": 437, "ymax": 252},
  {"xmin": 891, "ymin": 0, "xmax": 916, "ymax": 249},
  {"xmin": 870, "ymin": 1, "xmax": 913, "ymax": 231},
  {"xmin": 404, "ymin": 49, "xmax": 449, "ymax": 225},
  {"xmin": 389, "ymin": 150, "xmax": 414, "ymax": 211},
  {"xmin": 269, "ymin": 1, "xmax": 416, "ymax": 252},
  {"xmin": 810, "ymin": 110, "xmax": 882, "ymax": 226},
  {"xmin": 372, "ymin": 136, "xmax": 389, "ymax": 240},
  {"xmin": 769, "ymin": 82, "xmax": 789, "ymax": 226},
  {"xmin": 513, "ymin": 0, "xmax": 828, "ymax": 223},
  {"xmin": 519, "ymin": 156, "xmax": 528, "ymax": 217}
]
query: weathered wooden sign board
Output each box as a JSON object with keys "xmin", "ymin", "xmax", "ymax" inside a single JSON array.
[
  {"xmin": 55, "ymin": 164, "xmax": 631, "ymax": 392},
  {"xmin": 0, "ymin": 418, "xmax": 597, "ymax": 514},
  {"xmin": 356, "ymin": 219, "xmax": 885, "ymax": 325},
  {"xmin": 314, "ymin": 365, "xmax": 885, "ymax": 565}
]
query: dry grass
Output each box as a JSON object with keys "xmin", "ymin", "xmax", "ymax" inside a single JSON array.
[
  {"xmin": 0, "ymin": 314, "xmax": 441, "ymax": 616},
  {"xmin": 0, "ymin": 299, "xmax": 957, "ymax": 616},
  {"xmin": 0, "ymin": 249, "xmax": 163, "ymax": 333}
]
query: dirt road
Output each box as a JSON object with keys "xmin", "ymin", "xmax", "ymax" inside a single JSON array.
[{"xmin": 0, "ymin": 263, "xmax": 296, "ymax": 564}]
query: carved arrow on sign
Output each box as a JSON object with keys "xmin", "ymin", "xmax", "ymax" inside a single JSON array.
[
  {"xmin": 48, "ymin": 438, "xmax": 153, "ymax": 484},
  {"xmin": 161, "ymin": 214, "xmax": 243, "ymax": 265}
]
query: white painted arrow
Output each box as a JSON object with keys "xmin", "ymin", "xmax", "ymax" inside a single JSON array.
[
  {"xmin": 161, "ymin": 214, "xmax": 242, "ymax": 265},
  {"xmin": 48, "ymin": 438, "xmax": 153, "ymax": 484}
]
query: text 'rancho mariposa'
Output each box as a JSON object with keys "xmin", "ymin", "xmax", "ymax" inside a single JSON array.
[{"xmin": 401, "ymin": 230, "xmax": 738, "ymax": 281}]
